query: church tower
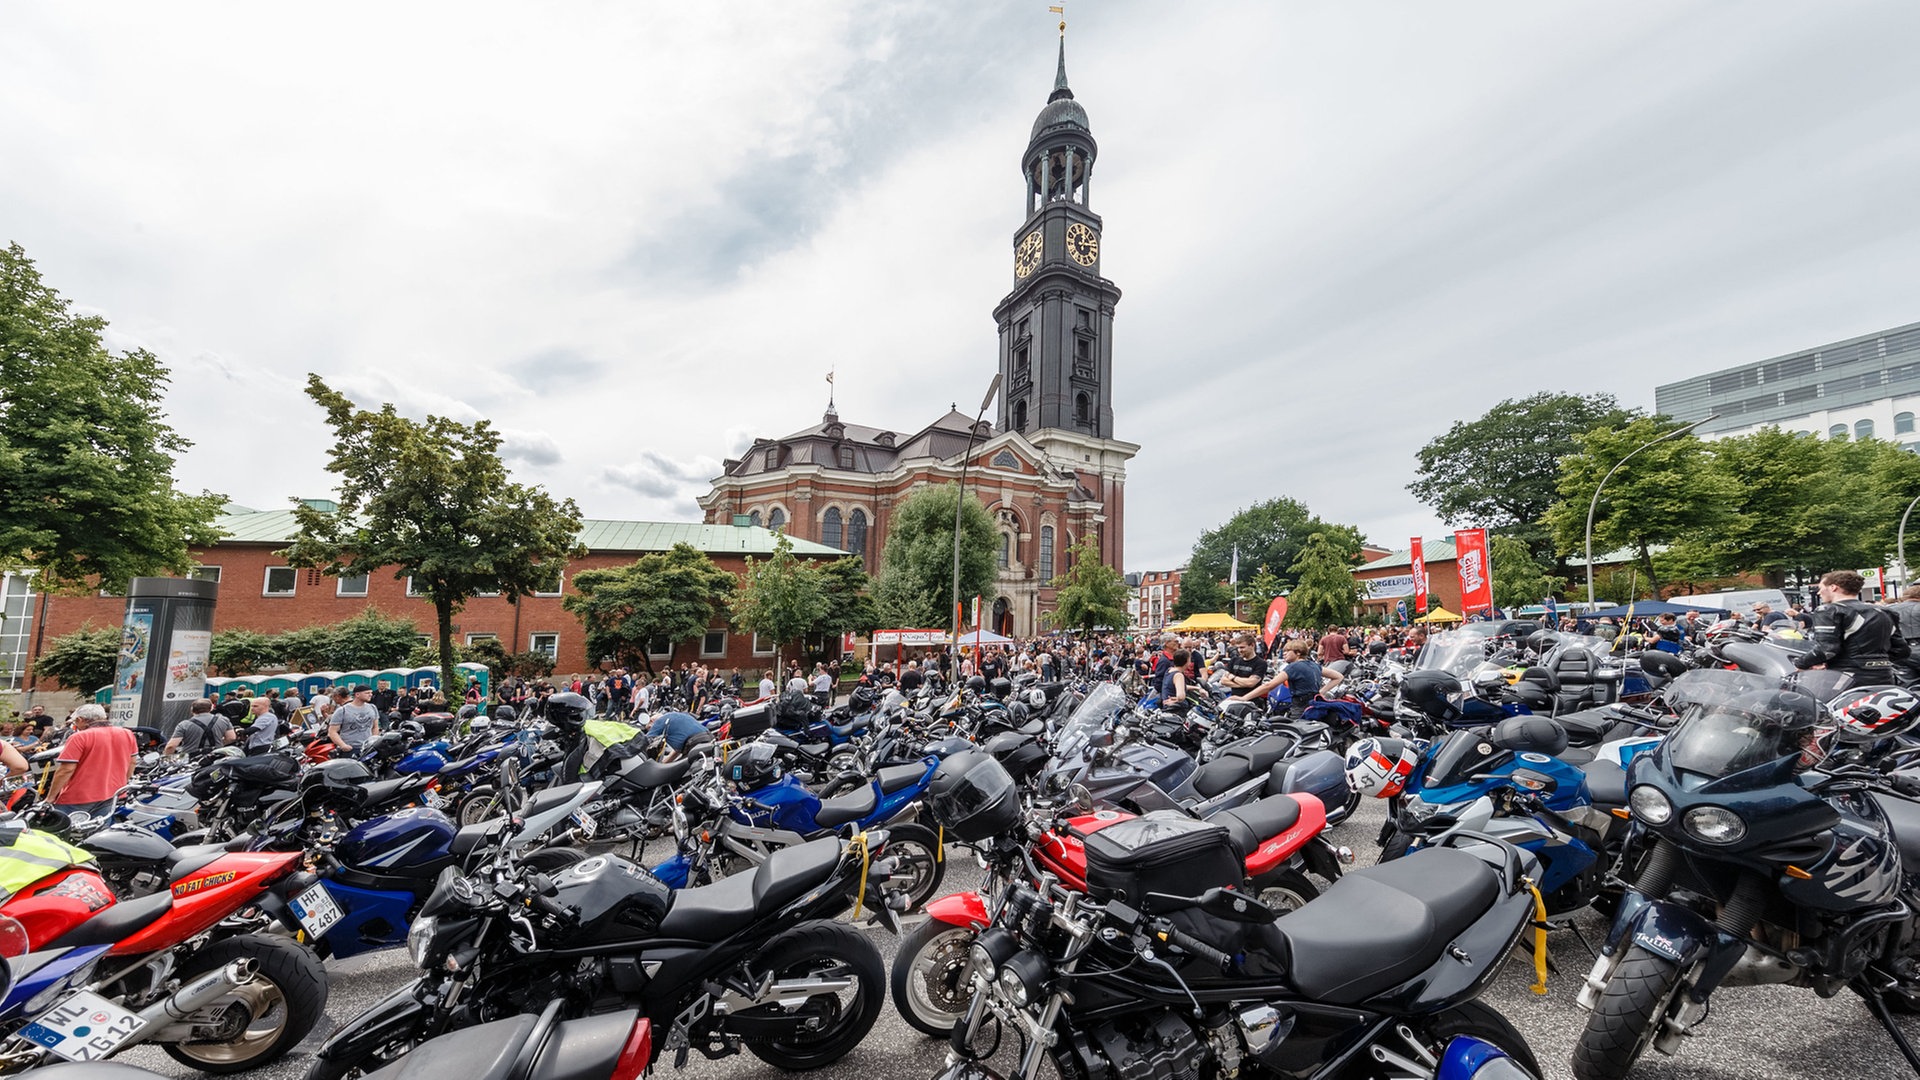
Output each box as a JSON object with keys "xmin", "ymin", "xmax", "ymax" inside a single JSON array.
[{"xmin": 993, "ymin": 38, "xmax": 1122, "ymax": 442}]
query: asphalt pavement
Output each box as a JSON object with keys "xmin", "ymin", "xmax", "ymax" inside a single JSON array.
[{"xmin": 118, "ymin": 796, "xmax": 1918, "ymax": 1080}]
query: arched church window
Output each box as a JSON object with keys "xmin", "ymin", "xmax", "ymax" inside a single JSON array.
[
  {"xmin": 764, "ymin": 447, "xmax": 780, "ymax": 470},
  {"xmin": 1040, "ymin": 526, "xmax": 1055, "ymax": 580},
  {"xmin": 822, "ymin": 507, "xmax": 843, "ymax": 550},
  {"xmin": 767, "ymin": 507, "xmax": 786, "ymax": 531},
  {"xmin": 837, "ymin": 446, "xmax": 855, "ymax": 469},
  {"xmin": 1074, "ymin": 393, "xmax": 1090, "ymax": 428},
  {"xmin": 748, "ymin": 510, "xmax": 762, "ymax": 527},
  {"xmin": 848, "ymin": 509, "xmax": 868, "ymax": 566},
  {"xmin": 1013, "ymin": 399, "xmax": 1028, "ymax": 432},
  {"xmin": 999, "ymin": 532, "xmax": 1011, "ymax": 570}
]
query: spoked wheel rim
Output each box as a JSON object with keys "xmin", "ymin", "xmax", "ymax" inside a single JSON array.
[
  {"xmin": 459, "ymin": 794, "xmax": 504, "ymax": 826},
  {"xmin": 168, "ymin": 979, "xmax": 289, "ymax": 1066},
  {"xmin": 1254, "ymin": 882, "xmax": 1314, "ymax": 913},
  {"xmin": 905, "ymin": 926, "xmax": 976, "ymax": 1028}
]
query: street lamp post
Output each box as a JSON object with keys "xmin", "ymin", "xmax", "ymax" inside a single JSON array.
[
  {"xmin": 950, "ymin": 374, "xmax": 1004, "ymax": 676},
  {"xmin": 1585, "ymin": 413, "xmax": 1719, "ymax": 609}
]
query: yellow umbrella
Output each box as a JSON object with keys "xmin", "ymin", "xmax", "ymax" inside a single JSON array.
[
  {"xmin": 1414, "ymin": 606, "xmax": 1463, "ymax": 624},
  {"xmin": 1164, "ymin": 612, "xmax": 1260, "ymax": 632}
]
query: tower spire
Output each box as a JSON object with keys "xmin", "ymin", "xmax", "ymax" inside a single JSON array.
[{"xmin": 1049, "ymin": 6, "xmax": 1073, "ymax": 101}]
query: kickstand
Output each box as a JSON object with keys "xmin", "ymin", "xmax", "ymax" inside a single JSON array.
[
  {"xmin": 1860, "ymin": 986, "xmax": 1920, "ymax": 1075},
  {"xmin": 1554, "ymin": 919, "xmax": 1599, "ymax": 962}
]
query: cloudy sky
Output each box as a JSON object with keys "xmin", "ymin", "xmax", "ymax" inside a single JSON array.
[{"xmin": 6, "ymin": 1, "xmax": 1919, "ymax": 572}]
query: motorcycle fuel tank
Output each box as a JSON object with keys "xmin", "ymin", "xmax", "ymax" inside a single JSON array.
[
  {"xmin": 338, "ymin": 807, "xmax": 458, "ymax": 872},
  {"xmin": 551, "ymin": 854, "xmax": 672, "ymax": 945}
]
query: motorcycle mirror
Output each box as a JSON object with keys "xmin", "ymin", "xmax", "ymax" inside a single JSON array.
[{"xmin": 1070, "ymin": 783, "xmax": 1094, "ymax": 812}]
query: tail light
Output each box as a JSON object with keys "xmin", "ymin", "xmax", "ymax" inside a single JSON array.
[
  {"xmin": 610, "ymin": 1015, "xmax": 651, "ymax": 1080},
  {"xmin": 0, "ymin": 914, "xmax": 30, "ymax": 958}
]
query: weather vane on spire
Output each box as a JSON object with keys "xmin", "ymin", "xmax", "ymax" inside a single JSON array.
[
  {"xmin": 825, "ymin": 367, "xmax": 835, "ymax": 412},
  {"xmin": 1049, "ymin": 4, "xmax": 1065, "ymax": 37}
]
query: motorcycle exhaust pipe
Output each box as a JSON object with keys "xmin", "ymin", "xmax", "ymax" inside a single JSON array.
[{"xmin": 119, "ymin": 959, "xmax": 257, "ymax": 1051}]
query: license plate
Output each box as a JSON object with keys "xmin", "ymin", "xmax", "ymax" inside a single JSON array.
[
  {"xmin": 20, "ymin": 991, "xmax": 147, "ymax": 1062},
  {"xmin": 571, "ymin": 809, "xmax": 597, "ymax": 839},
  {"xmin": 290, "ymin": 882, "xmax": 345, "ymax": 939}
]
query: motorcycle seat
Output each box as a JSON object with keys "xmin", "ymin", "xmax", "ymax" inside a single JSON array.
[
  {"xmin": 165, "ymin": 843, "xmax": 234, "ymax": 881},
  {"xmin": 46, "ymin": 889, "xmax": 174, "ymax": 949},
  {"xmin": 1212, "ymin": 795, "xmax": 1303, "ymax": 859},
  {"xmin": 1559, "ymin": 747, "xmax": 1597, "ymax": 767},
  {"xmin": 1577, "ymin": 759, "xmax": 1629, "ymax": 806},
  {"xmin": 657, "ymin": 837, "xmax": 842, "ymax": 940},
  {"xmin": 1191, "ymin": 734, "xmax": 1299, "ymax": 799},
  {"xmin": 828, "ymin": 717, "xmax": 871, "ymax": 739},
  {"xmin": 812, "ymin": 786, "xmax": 878, "ymax": 829},
  {"xmin": 451, "ymin": 821, "xmax": 507, "ymax": 860},
  {"xmin": 615, "ymin": 756, "xmax": 693, "ymax": 791},
  {"xmin": 1278, "ymin": 848, "xmax": 1499, "ymax": 1005},
  {"xmin": 876, "ymin": 763, "xmax": 925, "ymax": 794},
  {"xmin": 1874, "ymin": 792, "xmax": 1920, "ymax": 873},
  {"xmin": 356, "ymin": 778, "xmax": 421, "ymax": 808}
]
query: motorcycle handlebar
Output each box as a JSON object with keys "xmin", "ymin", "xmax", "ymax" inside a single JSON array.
[{"xmin": 1153, "ymin": 920, "xmax": 1233, "ymax": 971}]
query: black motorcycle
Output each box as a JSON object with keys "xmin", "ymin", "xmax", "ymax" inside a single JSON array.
[
  {"xmin": 1572, "ymin": 674, "xmax": 1920, "ymax": 1079},
  {"xmin": 305, "ymin": 821, "xmax": 907, "ymax": 1080}
]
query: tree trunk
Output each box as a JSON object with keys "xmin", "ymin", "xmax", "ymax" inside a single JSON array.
[
  {"xmin": 1638, "ymin": 543, "xmax": 1662, "ymax": 597},
  {"xmin": 437, "ymin": 601, "xmax": 457, "ymax": 695}
]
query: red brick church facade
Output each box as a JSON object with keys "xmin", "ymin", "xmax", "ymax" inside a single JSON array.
[{"xmin": 697, "ymin": 40, "xmax": 1137, "ymax": 637}]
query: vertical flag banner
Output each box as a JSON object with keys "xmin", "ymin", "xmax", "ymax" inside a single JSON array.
[
  {"xmin": 1454, "ymin": 529, "xmax": 1493, "ymax": 615},
  {"xmin": 1262, "ymin": 596, "xmax": 1288, "ymax": 647},
  {"xmin": 1410, "ymin": 538, "xmax": 1429, "ymax": 614},
  {"xmin": 1396, "ymin": 598, "xmax": 1408, "ymax": 625},
  {"xmin": 1230, "ymin": 545, "xmax": 1240, "ymax": 589}
]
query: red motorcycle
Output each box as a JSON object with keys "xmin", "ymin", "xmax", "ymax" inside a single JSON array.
[
  {"xmin": 890, "ymin": 782, "xmax": 1346, "ymax": 1036},
  {"xmin": 0, "ymin": 822, "xmax": 328, "ymax": 1074}
]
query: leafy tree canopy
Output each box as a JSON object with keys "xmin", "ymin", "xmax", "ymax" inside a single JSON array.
[
  {"xmin": 1188, "ymin": 497, "xmax": 1364, "ymax": 594},
  {"xmin": 1544, "ymin": 417, "xmax": 1736, "ymax": 593},
  {"xmin": 1046, "ymin": 534, "xmax": 1130, "ymax": 634},
  {"xmin": 1409, "ymin": 392, "xmax": 1638, "ymax": 567},
  {"xmin": 816, "ymin": 557, "xmax": 880, "ymax": 638},
  {"xmin": 1171, "ymin": 574, "xmax": 1230, "ymax": 621},
  {"xmin": 872, "ymin": 484, "xmax": 997, "ymax": 630},
  {"xmin": 32, "ymin": 625, "xmax": 120, "ymax": 693},
  {"xmin": 1488, "ymin": 534, "xmax": 1564, "ymax": 613},
  {"xmin": 1283, "ymin": 532, "xmax": 1364, "ymax": 629},
  {"xmin": 0, "ymin": 244, "xmax": 225, "ymax": 592},
  {"xmin": 284, "ymin": 376, "xmax": 585, "ymax": 691},
  {"xmin": 564, "ymin": 544, "xmax": 736, "ymax": 672},
  {"xmin": 730, "ymin": 533, "xmax": 829, "ymax": 670}
]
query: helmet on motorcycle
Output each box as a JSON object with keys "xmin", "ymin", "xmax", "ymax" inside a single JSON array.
[
  {"xmin": 728, "ymin": 741, "xmax": 784, "ymax": 791},
  {"xmin": 965, "ymin": 675, "xmax": 988, "ymax": 695},
  {"xmin": 457, "ymin": 704, "xmax": 479, "ymax": 720},
  {"xmin": 301, "ymin": 757, "xmax": 374, "ymax": 792},
  {"xmin": 774, "ymin": 688, "xmax": 817, "ymax": 730},
  {"xmin": 1023, "ymin": 688, "xmax": 1047, "ymax": 709},
  {"xmin": 1399, "ymin": 670, "xmax": 1464, "ymax": 725},
  {"xmin": 1346, "ymin": 738, "xmax": 1419, "ymax": 799},
  {"xmin": 546, "ymin": 692, "xmax": 594, "ymax": 726},
  {"xmin": 989, "ymin": 678, "xmax": 1013, "ymax": 701},
  {"xmin": 926, "ymin": 749, "xmax": 1022, "ymax": 842},
  {"xmin": 1704, "ymin": 619, "xmax": 1763, "ymax": 647},
  {"xmin": 848, "ymin": 686, "xmax": 878, "ymax": 714},
  {"xmin": 493, "ymin": 705, "xmax": 517, "ymax": 724},
  {"xmin": 1526, "ymin": 630, "xmax": 1556, "ymax": 655},
  {"xmin": 1827, "ymin": 686, "xmax": 1920, "ymax": 743}
]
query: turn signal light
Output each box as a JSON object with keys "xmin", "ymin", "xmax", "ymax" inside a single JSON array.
[
  {"xmin": 1785, "ymin": 865, "xmax": 1813, "ymax": 880},
  {"xmin": 1610, "ymin": 808, "xmax": 1631, "ymax": 819}
]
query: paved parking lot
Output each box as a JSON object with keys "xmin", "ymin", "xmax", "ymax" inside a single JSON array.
[{"xmin": 121, "ymin": 797, "xmax": 1917, "ymax": 1080}]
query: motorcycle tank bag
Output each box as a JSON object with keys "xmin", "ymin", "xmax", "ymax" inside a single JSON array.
[
  {"xmin": 549, "ymin": 854, "xmax": 672, "ymax": 944},
  {"xmin": 983, "ymin": 730, "xmax": 1048, "ymax": 782},
  {"xmin": 1082, "ymin": 812, "xmax": 1241, "ymax": 912},
  {"xmin": 189, "ymin": 753, "xmax": 299, "ymax": 798}
]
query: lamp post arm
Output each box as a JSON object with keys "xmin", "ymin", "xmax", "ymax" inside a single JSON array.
[{"xmin": 1582, "ymin": 414, "xmax": 1718, "ymax": 609}]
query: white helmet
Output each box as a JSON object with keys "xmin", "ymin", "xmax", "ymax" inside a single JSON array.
[{"xmin": 1346, "ymin": 737, "xmax": 1420, "ymax": 799}]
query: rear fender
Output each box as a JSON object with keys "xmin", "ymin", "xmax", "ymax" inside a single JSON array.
[
  {"xmin": 313, "ymin": 977, "xmax": 432, "ymax": 1062},
  {"xmin": 1241, "ymin": 793, "xmax": 1330, "ymax": 877},
  {"xmin": 924, "ymin": 890, "xmax": 990, "ymax": 930}
]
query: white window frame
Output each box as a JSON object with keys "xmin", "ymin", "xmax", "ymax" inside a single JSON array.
[
  {"xmin": 465, "ymin": 632, "xmax": 498, "ymax": 646},
  {"xmin": 336, "ymin": 572, "xmax": 370, "ymax": 597},
  {"xmin": 533, "ymin": 571, "xmax": 565, "ymax": 598},
  {"xmin": 529, "ymin": 633, "xmax": 559, "ymax": 660},
  {"xmin": 700, "ymin": 630, "xmax": 728, "ymax": 658},
  {"xmin": 751, "ymin": 633, "xmax": 775, "ymax": 656},
  {"xmin": 406, "ymin": 577, "xmax": 426, "ymax": 597},
  {"xmin": 264, "ymin": 567, "xmax": 297, "ymax": 596},
  {"xmin": 189, "ymin": 565, "xmax": 222, "ymax": 583}
]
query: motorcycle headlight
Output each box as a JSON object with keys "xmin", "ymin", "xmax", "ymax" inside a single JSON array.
[
  {"xmin": 407, "ymin": 916, "xmax": 439, "ymax": 966},
  {"xmin": 997, "ymin": 949, "xmax": 1049, "ymax": 1009},
  {"xmin": 1628, "ymin": 785, "xmax": 1673, "ymax": 825},
  {"xmin": 1682, "ymin": 806, "xmax": 1746, "ymax": 845},
  {"xmin": 968, "ymin": 942, "xmax": 998, "ymax": 984}
]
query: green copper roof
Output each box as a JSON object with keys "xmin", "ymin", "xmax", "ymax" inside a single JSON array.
[
  {"xmin": 211, "ymin": 508, "xmax": 846, "ymax": 557},
  {"xmin": 1052, "ymin": 38, "xmax": 1072, "ymax": 100}
]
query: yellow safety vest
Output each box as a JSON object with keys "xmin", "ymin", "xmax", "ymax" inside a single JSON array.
[{"xmin": 0, "ymin": 828, "xmax": 96, "ymax": 903}]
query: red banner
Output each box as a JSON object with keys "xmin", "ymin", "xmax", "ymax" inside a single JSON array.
[
  {"xmin": 1262, "ymin": 596, "xmax": 1288, "ymax": 647},
  {"xmin": 1410, "ymin": 538, "xmax": 1429, "ymax": 614},
  {"xmin": 1454, "ymin": 529, "xmax": 1492, "ymax": 614}
]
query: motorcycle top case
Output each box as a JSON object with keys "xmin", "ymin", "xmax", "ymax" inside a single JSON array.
[
  {"xmin": 549, "ymin": 854, "xmax": 673, "ymax": 944},
  {"xmin": 1081, "ymin": 811, "xmax": 1242, "ymax": 911}
]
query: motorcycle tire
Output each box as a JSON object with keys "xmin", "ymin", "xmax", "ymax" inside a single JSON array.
[
  {"xmin": 1571, "ymin": 944, "xmax": 1685, "ymax": 1080},
  {"xmin": 818, "ymin": 775, "xmax": 864, "ymax": 798},
  {"xmin": 890, "ymin": 917, "xmax": 978, "ymax": 1037},
  {"xmin": 457, "ymin": 786, "xmax": 506, "ymax": 826},
  {"xmin": 739, "ymin": 921, "xmax": 884, "ymax": 1069},
  {"xmin": 160, "ymin": 932, "xmax": 329, "ymax": 1074},
  {"xmin": 880, "ymin": 823, "xmax": 948, "ymax": 913},
  {"xmin": 1421, "ymin": 999, "xmax": 1542, "ymax": 1079},
  {"xmin": 1378, "ymin": 824, "xmax": 1415, "ymax": 862},
  {"xmin": 1245, "ymin": 867, "xmax": 1319, "ymax": 913}
]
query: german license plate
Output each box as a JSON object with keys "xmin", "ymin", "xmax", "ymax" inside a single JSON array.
[
  {"xmin": 571, "ymin": 809, "xmax": 597, "ymax": 839},
  {"xmin": 290, "ymin": 882, "xmax": 345, "ymax": 939},
  {"xmin": 19, "ymin": 991, "xmax": 146, "ymax": 1061}
]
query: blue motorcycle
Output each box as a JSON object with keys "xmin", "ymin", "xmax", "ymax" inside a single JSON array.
[{"xmin": 652, "ymin": 743, "xmax": 946, "ymax": 910}]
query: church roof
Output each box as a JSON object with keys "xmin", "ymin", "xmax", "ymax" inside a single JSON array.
[
  {"xmin": 1031, "ymin": 39, "xmax": 1089, "ymax": 141},
  {"xmin": 721, "ymin": 406, "xmax": 998, "ymax": 479}
]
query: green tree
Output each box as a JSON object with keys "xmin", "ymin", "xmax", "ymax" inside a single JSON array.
[
  {"xmin": 730, "ymin": 533, "xmax": 829, "ymax": 671},
  {"xmin": 1409, "ymin": 392, "xmax": 1638, "ymax": 570},
  {"xmin": 565, "ymin": 544, "xmax": 736, "ymax": 672},
  {"xmin": 32, "ymin": 626, "xmax": 120, "ymax": 693},
  {"xmin": 1046, "ymin": 534, "xmax": 1130, "ymax": 633},
  {"xmin": 1283, "ymin": 532, "xmax": 1363, "ymax": 629},
  {"xmin": 464, "ymin": 637, "xmax": 512, "ymax": 682},
  {"xmin": 0, "ymin": 244, "xmax": 225, "ymax": 592},
  {"xmin": 872, "ymin": 484, "xmax": 997, "ymax": 631},
  {"xmin": 268, "ymin": 609, "xmax": 420, "ymax": 671},
  {"xmin": 1242, "ymin": 564, "xmax": 1286, "ymax": 610},
  {"xmin": 1489, "ymin": 534, "xmax": 1563, "ymax": 613},
  {"xmin": 1188, "ymin": 497, "xmax": 1363, "ymax": 593},
  {"xmin": 284, "ymin": 377, "xmax": 586, "ymax": 691},
  {"xmin": 1544, "ymin": 417, "xmax": 1736, "ymax": 594},
  {"xmin": 1171, "ymin": 574, "xmax": 1230, "ymax": 620},
  {"xmin": 816, "ymin": 557, "xmax": 880, "ymax": 638},
  {"xmin": 208, "ymin": 629, "xmax": 279, "ymax": 675}
]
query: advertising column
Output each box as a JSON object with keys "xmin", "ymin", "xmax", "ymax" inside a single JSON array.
[{"xmin": 109, "ymin": 578, "xmax": 218, "ymax": 735}]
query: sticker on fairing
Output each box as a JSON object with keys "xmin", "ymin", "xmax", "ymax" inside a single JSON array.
[{"xmin": 1633, "ymin": 929, "xmax": 1686, "ymax": 963}]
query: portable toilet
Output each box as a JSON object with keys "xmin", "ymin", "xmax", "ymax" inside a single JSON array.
[
  {"xmin": 457, "ymin": 662, "xmax": 491, "ymax": 700},
  {"xmin": 375, "ymin": 669, "xmax": 411, "ymax": 694},
  {"xmin": 335, "ymin": 670, "xmax": 376, "ymax": 692},
  {"xmin": 203, "ymin": 677, "xmax": 233, "ymax": 702},
  {"xmin": 298, "ymin": 672, "xmax": 340, "ymax": 699},
  {"xmin": 224, "ymin": 676, "xmax": 263, "ymax": 698},
  {"xmin": 258, "ymin": 675, "xmax": 299, "ymax": 698},
  {"xmin": 405, "ymin": 667, "xmax": 438, "ymax": 691},
  {"xmin": 92, "ymin": 684, "xmax": 113, "ymax": 706}
]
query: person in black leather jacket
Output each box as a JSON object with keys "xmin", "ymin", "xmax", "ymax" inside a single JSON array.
[{"xmin": 1795, "ymin": 570, "xmax": 1910, "ymax": 678}]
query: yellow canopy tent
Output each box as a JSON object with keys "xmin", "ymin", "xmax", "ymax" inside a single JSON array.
[
  {"xmin": 1164, "ymin": 612, "xmax": 1260, "ymax": 632},
  {"xmin": 1414, "ymin": 606, "xmax": 1463, "ymax": 624}
]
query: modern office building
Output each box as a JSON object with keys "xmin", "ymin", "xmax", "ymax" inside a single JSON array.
[{"xmin": 1655, "ymin": 320, "xmax": 1920, "ymax": 448}]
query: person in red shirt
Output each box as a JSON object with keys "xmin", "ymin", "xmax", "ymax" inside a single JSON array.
[
  {"xmin": 1318, "ymin": 631, "xmax": 1352, "ymax": 664},
  {"xmin": 46, "ymin": 704, "xmax": 137, "ymax": 821}
]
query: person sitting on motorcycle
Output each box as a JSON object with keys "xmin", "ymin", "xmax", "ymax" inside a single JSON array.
[
  {"xmin": 1796, "ymin": 569, "xmax": 1911, "ymax": 680},
  {"xmin": 1159, "ymin": 649, "xmax": 1191, "ymax": 712},
  {"xmin": 1219, "ymin": 633, "xmax": 1269, "ymax": 695}
]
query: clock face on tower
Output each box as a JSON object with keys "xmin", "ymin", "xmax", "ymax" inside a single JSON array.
[
  {"xmin": 1014, "ymin": 230, "xmax": 1044, "ymax": 278},
  {"xmin": 1066, "ymin": 222, "xmax": 1099, "ymax": 266}
]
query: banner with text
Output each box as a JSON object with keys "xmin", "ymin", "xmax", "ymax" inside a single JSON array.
[
  {"xmin": 1454, "ymin": 529, "xmax": 1493, "ymax": 614},
  {"xmin": 1410, "ymin": 538, "xmax": 1429, "ymax": 614},
  {"xmin": 1363, "ymin": 574, "xmax": 1416, "ymax": 600}
]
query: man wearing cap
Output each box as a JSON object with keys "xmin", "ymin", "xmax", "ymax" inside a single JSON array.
[{"xmin": 331, "ymin": 685, "xmax": 381, "ymax": 754}]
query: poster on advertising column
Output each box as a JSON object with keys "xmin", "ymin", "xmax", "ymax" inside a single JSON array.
[
  {"xmin": 1454, "ymin": 529, "xmax": 1493, "ymax": 615},
  {"xmin": 109, "ymin": 605, "xmax": 156, "ymax": 727},
  {"xmin": 163, "ymin": 630, "xmax": 213, "ymax": 702}
]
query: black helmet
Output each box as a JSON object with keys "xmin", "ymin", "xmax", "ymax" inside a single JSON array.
[
  {"xmin": 1399, "ymin": 670, "xmax": 1464, "ymax": 725},
  {"xmin": 546, "ymin": 692, "xmax": 593, "ymax": 725},
  {"xmin": 989, "ymin": 677, "xmax": 1013, "ymax": 700},
  {"xmin": 965, "ymin": 675, "xmax": 988, "ymax": 695},
  {"xmin": 1526, "ymin": 630, "xmax": 1556, "ymax": 655},
  {"xmin": 848, "ymin": 686, "xmax": 878, "ymax": 714},
  {"xmin": 926, "ymin": 749, "xmax": 1022, "ymax": 843},
  {"xmin": 493, "ymin": 705, "xmax": 518, "ymax": 723},
  {"xmin": 728, "ymin": 741, "xmax": 784, "ymax": 791},
  {"xmin": 457, "ymin": 704, "xmax": 479, "ymax": 720},
  {"xmin": 301, "ymin": 757, "xmax": 374, "ymax": 792},
  {"xmin": 775, "ymin": 688, "xmax": 817, "ymax": 729}
]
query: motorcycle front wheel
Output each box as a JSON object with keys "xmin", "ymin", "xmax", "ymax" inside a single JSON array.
[
  {"xmin": 1571, "ymin": 945, "xmax": 1685, "ymax": 1080},
  {"xmin": 161, "ymin": 933, "xmax": 329, "ymax": 1074}
]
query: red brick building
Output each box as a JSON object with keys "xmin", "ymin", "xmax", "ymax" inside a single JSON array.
[
  {"xmin": 697, "ymin": 42, "xmax": 1138, "ymax": 638},
  {"xmin": 16, "ymin": 506, "xmax": 847, "ymax": 689}
]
